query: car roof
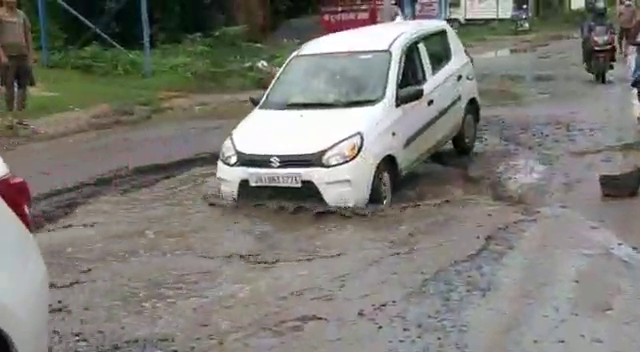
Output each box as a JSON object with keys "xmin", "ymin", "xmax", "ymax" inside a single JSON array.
[{"xmin": 298, "ymin": 20, "xmax": 449, "ymax": 55}]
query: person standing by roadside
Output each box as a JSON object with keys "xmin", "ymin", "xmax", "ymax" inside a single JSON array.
[
  {"xmin": 617, "ymin": 0, "xmax": 636, "ymax": 57},
  {"xmin": 0, "ymin": 0, "xmax": 33, "ymax": 116},
  {"xmin": 398, "ymin": 0, "xmax": 417, "ymax": 20},
  {"xmin": 627, "ymin": 8, "xmax": 640, "ymax": 100},
  {"xmin": 381, "ymin": 0, "xmax": 403, "ymax": 22}
]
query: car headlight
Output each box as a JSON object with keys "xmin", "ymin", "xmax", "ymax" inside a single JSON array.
[
  {"xmin": 322, "ymin": 133, "xmax": 363, "ymax": 167},
  {"xmin": 219, "ymin": 137, "xmax": 238, "ymax": 166}
]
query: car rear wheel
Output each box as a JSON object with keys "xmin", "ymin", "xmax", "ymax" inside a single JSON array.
[
  {"xmin": 452, "ymin": 105, "xmax": 478, "ymax": 155},
  {"xmin": 368, "ymin": 162, "xmax": 393, "ymax": 207}
]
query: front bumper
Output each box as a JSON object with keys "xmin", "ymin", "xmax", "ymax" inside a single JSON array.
[{"xmin": 215, "ymin": 156, "xmax": 374, "ymax": 207}]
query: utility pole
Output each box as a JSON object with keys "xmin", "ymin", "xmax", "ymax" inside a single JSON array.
[
  {"xmin": 37, "ymin": 0, "xmax": 48, "ymax": 66},
  {"xmin": 140, "ymin": 0, "xmax": 152, "ymax": 77}
]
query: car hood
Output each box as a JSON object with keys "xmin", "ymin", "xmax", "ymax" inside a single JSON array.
[{"xmin": 232, "ymin": 108, "xmax": 376, "ymax": 155}]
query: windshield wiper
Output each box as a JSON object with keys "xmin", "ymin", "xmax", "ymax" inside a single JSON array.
[
  {"xmin": 335, "ymin": 99, "xmax": 378, "ymax": 107},
  {"xmin": 285, "ymin": 99, "xmax": 377, "ymax": 108},
  {"xmin": 285, "ymin": 102, "xmax": 342, "ymax": 108}
]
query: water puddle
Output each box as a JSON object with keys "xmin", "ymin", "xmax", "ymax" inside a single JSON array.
[
  {"xmin": 206, "ymin": 149, "xmax": 509, "ymax": 219},
  {"xmin": 490, "ymin": 72, "xmax": 555, "ymax": 82},
  {"xmin": 475, "ymin": 46, "xmax": 538, "ymax": 59},
  {"xmin": 556, "ymin": 144, "xmax": 640, "ymax": 248}
]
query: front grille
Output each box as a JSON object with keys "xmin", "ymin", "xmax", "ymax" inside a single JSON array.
[{"xmin": 236, "ymin": 152, "xmax": 323, "ymax": 169}]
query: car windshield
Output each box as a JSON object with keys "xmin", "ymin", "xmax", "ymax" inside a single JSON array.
[{"xmin": 260, "ymin": 51, "xmax": 391, "ymax": 110}]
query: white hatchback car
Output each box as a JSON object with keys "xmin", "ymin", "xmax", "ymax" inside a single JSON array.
[
  {"xmin": 217, "ymin": 20, "xmax": 480, "ymax": 207},
  {"xmin": 0, "ymin": 156, "xmax": 49, "ymax": 352}
]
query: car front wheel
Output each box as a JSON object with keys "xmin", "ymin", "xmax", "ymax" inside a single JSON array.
[
  {"xmin": 368, "ymin": 161, "xmax": 393, "ymax": 207},
  {"xmin": 452, "ymin": 105, "xmax": 478, "ymax": 155}
]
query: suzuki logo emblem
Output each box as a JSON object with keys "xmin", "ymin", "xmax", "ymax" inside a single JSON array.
[{"xmin": 269, "ymin": 156, "xmax": 280, "ymax": 168}]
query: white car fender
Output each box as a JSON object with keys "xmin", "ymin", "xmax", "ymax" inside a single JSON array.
[{"xmin": 0, "ymin": 199, "xmax": 49, "ymax": 352}]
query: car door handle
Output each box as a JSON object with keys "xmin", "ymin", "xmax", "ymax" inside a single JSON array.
[
  {"xmin": 456, "ymin": 74, "xmax": 463, "ymax": 82},
  {"xmin": 427, "ymin": 99, "xmax": 434, "ymax": 106}
]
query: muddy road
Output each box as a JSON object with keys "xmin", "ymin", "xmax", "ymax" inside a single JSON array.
[{"xmin": 25, "ymin": 37, "xmax": 640, "ymax": 351}]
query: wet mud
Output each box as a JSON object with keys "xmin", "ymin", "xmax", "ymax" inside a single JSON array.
[
  {"xmin": 205, "ymin": 148, "xmax": 508, "ymax": 219},
  {"xmin": 37, "ymin": 37, "xmax": 640, "ymax": 351},
  {"xmin": 32, "ymin": 153, "xmax": 218, "ymax": 231},
  {"xmin": 42, "ymin": 162, "xmax": 531, "ymax": 352}
]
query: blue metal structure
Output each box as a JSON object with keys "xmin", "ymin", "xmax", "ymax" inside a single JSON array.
[
  {"xmin": 140, "ymin": 0, "xmax": 151, "ymax": 76},
  {"xmin": 439, "ymin": 0, "xmax": 448, "ymax": 19},
  {"xmin": 35, "ymin": 0, "xmax": 152, "ymax": 75},
  {"xmin": 36, "ymin": 0, "xmax": 48, "ymax": 65},
  {"xmin": 438, "ymin": 0, "xmax": 447, "ymax": 19}
]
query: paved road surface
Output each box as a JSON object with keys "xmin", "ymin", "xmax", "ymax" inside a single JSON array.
[{"xmin": 5, "ymin": 118, "xmax": 234, "ymax": 195}]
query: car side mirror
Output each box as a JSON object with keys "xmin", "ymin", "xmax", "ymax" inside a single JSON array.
[
  {"xmin": 249, "ymin": 93, "xmax": 264, "ymax": 107},
  {"xmin": 396, "ymin": 86, "xmax": 424, "ymax": 106}
]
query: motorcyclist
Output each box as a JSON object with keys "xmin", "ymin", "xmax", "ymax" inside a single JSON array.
[{"xmin": 581, "ymin": 1, "xmax": 616, "ymax": 70}]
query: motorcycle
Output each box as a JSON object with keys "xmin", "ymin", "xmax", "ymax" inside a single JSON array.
[
  {"xmin": 512, "ymin": 5, "xmax": 530, "ymax": 33},
  {"xmin": 588, "ymin": 25, "xmax": 616, "ymax": 84}
]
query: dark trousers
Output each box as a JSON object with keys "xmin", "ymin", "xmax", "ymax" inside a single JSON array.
[
  {"xmin": 1, "ymin": 55, "xmax": 31, "ymax": 89},
  {"xmin": 582, "ymin": 37, "xmax": 592, "ymax": 66},
  {"xmin": 1, "ymin": 55, "xmax": 33, "ymax": 112},
  {"xmin": 618, "ymin": 26, "xmax": 632, "ymax": 50}
]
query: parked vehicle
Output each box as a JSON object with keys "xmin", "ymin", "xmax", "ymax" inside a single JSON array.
[
  {"xmin": 588, "ymin": 25, "xmax": 616, "ymax": 84},
  {"xmin": 0, "ymin": 157, "xmax": 32, "ymax": 231},
  {"xmin": 512, "ymin": 4, "xmax": 530, "ymax": 33},
  {"xmin": 217, "ymin": 20, "xmax": 480, "ymax": 207},
  {"xmin": 0, "ymin": 156, "xmax": 48, "ymax": 352}
]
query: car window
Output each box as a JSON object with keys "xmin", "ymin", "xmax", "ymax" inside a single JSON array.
[
  {"xmin": 421, "ymin": 30, "xmax": 452, "ymax": 74},
  {"xmin": 398, "ymin": 43, "xmax": 426, "ymax": 89},
  {"xmin": 260, "ymin": 51, "xmax": 391, "ymax": 110}
]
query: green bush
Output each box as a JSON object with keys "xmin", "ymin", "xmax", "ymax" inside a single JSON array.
[{"xmin": 46, "ymin": 26, "xmax": 295, "ymax": 90}]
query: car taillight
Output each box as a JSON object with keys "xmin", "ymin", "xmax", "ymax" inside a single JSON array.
[{"xmin": 0, "ymin": 175, "xmax": 32, "ymax": 231}]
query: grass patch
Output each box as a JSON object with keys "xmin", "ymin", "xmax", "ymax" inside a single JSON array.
[
  {"xmin": 22, "ymin": 27, "xmax": 295, "ymax": 119},
  {"xmin": 22, "ymin": 68, "xmax": 191, "ymax": 119},
  {"xmin": 47, "ymin": 27, "xmax": 295, "ymax": 91},
  {"xmin": 457, "ymin": 21, "xmax": 517, "ymax": 44},
  {"xmin": 457, "ymin": 12, "xmax": 582, "ymax": 45}
]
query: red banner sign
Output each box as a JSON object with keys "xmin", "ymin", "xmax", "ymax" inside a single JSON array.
[{"xmin": 320, "ymin": 5, "xmax": 378, "ymax": 33}]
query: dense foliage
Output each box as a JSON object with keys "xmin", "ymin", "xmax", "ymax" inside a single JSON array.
[
  {"xmin": 23, "ymin": 0, "xmax": 318, "ymax": 49},
  {"xmin": 21, "ymin": 0, "xmax": 578, "ymax": 88},
  {"xmin": 18, "ymin": 0, "xmax": 307, "ymax": 85},
  {"xmin": 46, "ymin": 26, "xmax": 294, "ymax": 92}
]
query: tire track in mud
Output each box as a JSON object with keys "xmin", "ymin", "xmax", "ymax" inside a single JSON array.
[
  {"xmin": 31, "ymin": 152, "xmax": 219, "ymax": 231},
  {"xmin": 355, "ymin": 216, "xmax": 538, "ymax": 351}
]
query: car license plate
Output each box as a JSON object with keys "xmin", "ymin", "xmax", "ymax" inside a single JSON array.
[{"xmin": 249, "ymin": 174, "xmax": 302, "ymax": 187}]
